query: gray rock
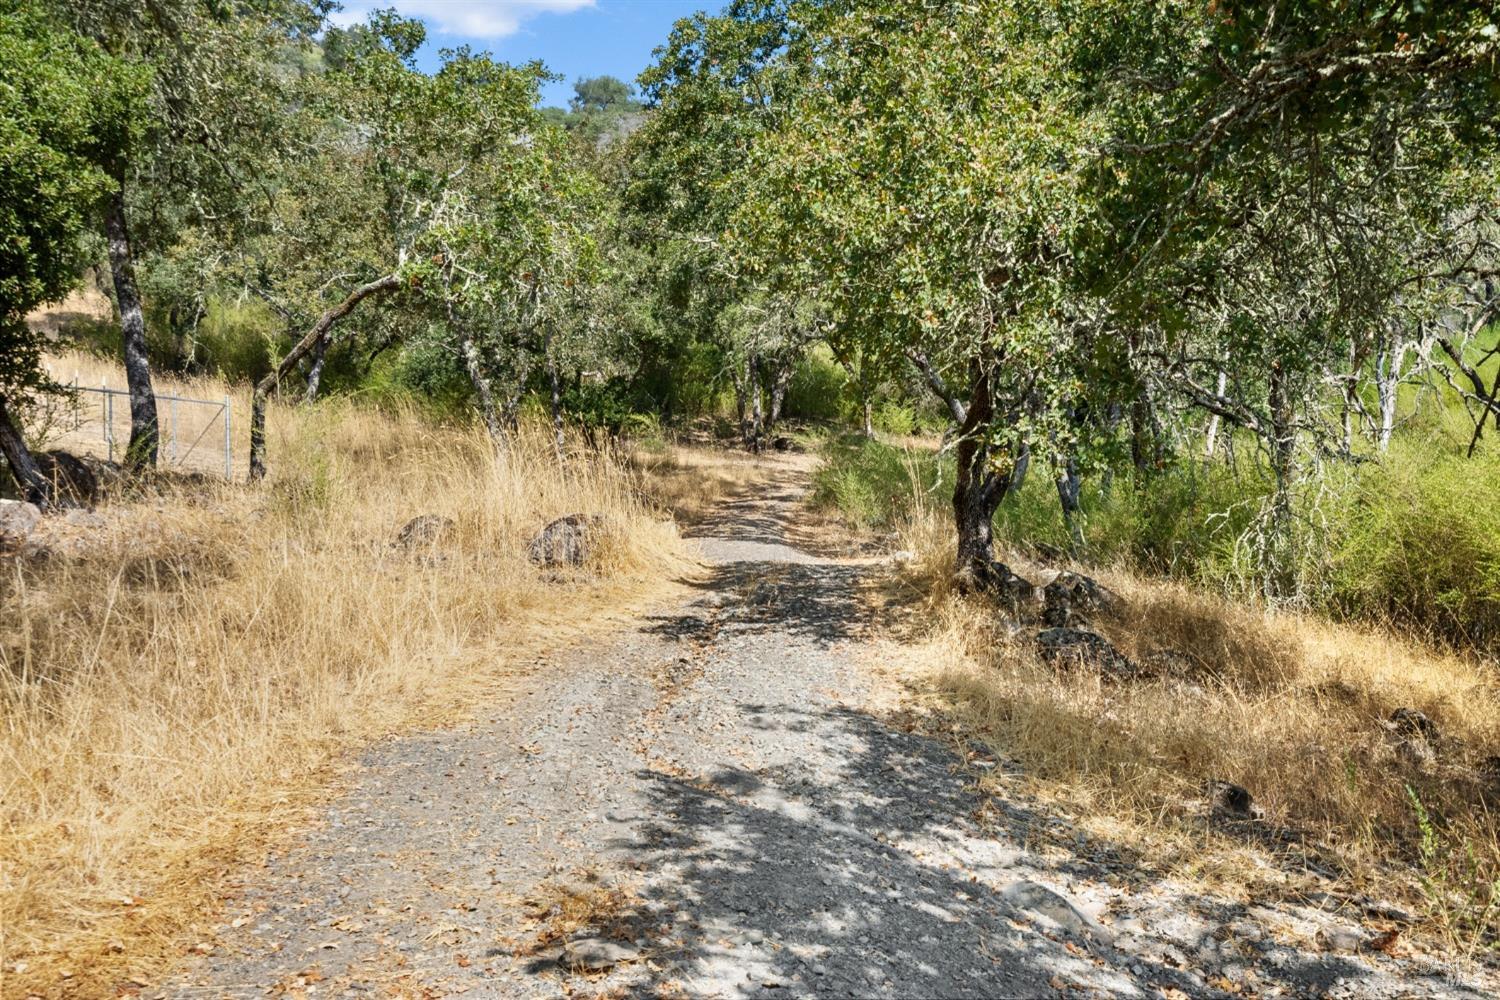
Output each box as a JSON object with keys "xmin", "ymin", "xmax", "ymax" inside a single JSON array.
[
  {"xmin": 990, "ymin": 563, "xmax": 1039, "ymax": 609},
  {"xmin": 1388, "ymin": 707, "xmax": 1439, "ymax": 743},
  {"xmin": 1386, "ymin": 708, "xmax": 1441, "ymax": 770},
  {"xmin": 1316, "ymin": 926, "xmax": 1364, "ymax": 953},
  {"xmin": 1000, "ymin": 881, "xmax": 1114, "ymax": 945},
  {"xmin": 528, "ymin": 513, "xmax": 604, "ymax": 567},
  {"xmin": 1036, "ymin": 627, "xmax": 1137, "ymax": 678},
  {"xmin": 1206, "ymin": 779, "xmax": 1264, "ymax": 820},
  {"xmin": 0, "ymin": 499, "xmax": 41, "ymax": 548},
  {"xmin": 394, "ymin": 514, "xmax": 454, "ymax": 548},
  {"xmin": 563, "ymin": 935, "xmax": 639, "ymax": 971},
  {"xmin": 1042, "ymin": 571, "xmax": 1122, "ymax": 627}
]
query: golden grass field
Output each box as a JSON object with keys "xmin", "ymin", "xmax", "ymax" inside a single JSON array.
[
  {"xmin": 884, "ymin": 489, "xmax": 1500, "ymax": 955},
  {"xmin": 1, "ymin": 353, "xmax": 707, "ymax": 996}
]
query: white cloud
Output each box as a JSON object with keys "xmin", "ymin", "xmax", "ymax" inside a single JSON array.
[{"xmin": 331, "ymin": 1, "xmax": 597, "ymax": 39}]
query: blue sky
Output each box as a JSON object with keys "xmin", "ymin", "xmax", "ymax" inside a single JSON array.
[{"xmin": 331, "ymin": 1, "xmax": 711, "ymax": 107}]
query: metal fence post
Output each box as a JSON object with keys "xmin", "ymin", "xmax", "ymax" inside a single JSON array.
[
  {"xmin": 103, "ymin": 382, "xmax": 113, "ymax": 462},
  {"xmin": 223, "ymin": 397, "xmax": 232, "ymax": 480},
  {"xmin": 170, "ymin": 396, "xmax": 178, "ymax": 465}
]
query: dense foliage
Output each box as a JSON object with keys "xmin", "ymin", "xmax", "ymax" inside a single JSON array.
[{"xmin": 3, "ymin": 0, "xmax": 1498, "ymax": 642}]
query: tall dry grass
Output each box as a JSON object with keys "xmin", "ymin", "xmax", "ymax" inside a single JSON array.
[
  {"xmin": 1, "ymin": 363, "xmax": 686, "ymax": 995},
  {"xmin": 627, "ymin": 439, "xmax": 772, "ymax": 525},
  {"xmin": 885, "ymin": 489, "xmax": 1500, "ymax": 954}
]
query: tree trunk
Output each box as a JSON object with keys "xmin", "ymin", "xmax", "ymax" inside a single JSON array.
[
  {"xmin": 951, "ymin": 366, "xmax": 1016, "ymax": 592},
  {"xmin": 766, "ymin": 358, "xmax": 793, "ymax": 430},
  {"xmin": 104, "ymin": 189, "xmax": 159, "ymax": 471},
  {"xmin": 1374, "ymin": 339, "xmax": 1407, "ymax": 452},
  {"xmin": 1264, "ymin": 359, "xmax": 1297, "ymax": 598},
  {"xmin": 304, "ymin": 334, "xmax": 330, "ymax": 403},
  {"xmin": 1204, "ymin": 369, "xmax": 1227, "ymax": 458},
  {"xmin": 249, "ymin": 273, "xmax": 400, "ymax": 480},
  {"xmin": 458, "ymin": 328, "xmax": 504, "ymax": 441},
  {"xmin": 0, "ymin": 394, "xmax": 58, "ymax": 509},
  {"xmin": 742, "ymin": 353, "xmax": 763, "ymax": 449},
  {"xmin": 862, "ymin": 395, "xmax": 874, "ymax": 438},
  {"xmin": 1055, "ymin": 455, "xmax": 1083, "ymax": 551}
]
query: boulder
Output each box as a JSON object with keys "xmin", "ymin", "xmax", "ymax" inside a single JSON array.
[
  {"xmin": 1385, "ymin": 708, "xmax": 1440, "ymax": 770},
  {"xmin": 394, "ymin": 514, "xmax": 455, "ymax": 548},
  {"xmin": 1035, "ymin": 627, "xmax": 1137, "ymax": 678},
  {"xmin": 1041, "ymin": 571, "xmax": 1121, "ymax": 627},
  {"xmin": 771, "ymin": 436, "xmax": 794, "ymax": 452},
  {"xmin": 0, "ymin": 499, "xmax": 41, "ymax": 551},
  {"xmin": 968, "ymin": 560, "xmax": 1038, "ymax": 609},
  {"xmin": 1206, "ymin": 779, "xmax": 1264, "ymax": 820},
  {"xmin": 528, "ymin": 513, "xmax": 604, "ymax": 567},
  {"xmin": 1387, "ymin": 708, "xmax": 1438, "ymax": 743}
]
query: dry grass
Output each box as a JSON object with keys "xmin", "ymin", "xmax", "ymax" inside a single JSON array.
[
  {"xmin": 627, "ymin": 438, "xmax": 771, "ymax": 525},
  {"xmin": 1, "ymin": 361, "xmax": 689, "ymax": 996},
  {"xmin": 886, "ymin": 500, "xmax": 1500, "ymax": 954}
]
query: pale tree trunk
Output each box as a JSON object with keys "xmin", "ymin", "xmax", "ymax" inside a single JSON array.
[
  {"xmin": 105, "ymin": 188, "xmax": 158, "ymax": 471},
  {"xmin": 836, "ymin": 354, "xmax": 875, "ymax": 438},
  {"xmin": 766, "ymin": 358, "xmax": 793, "ymax": 430},
  {"xmin": 304, "ymin": 335, "xmax": 330, "ymax": 403},
  {"xmin": 1055, "ymin": 455, "xmax": 1083, "ymax": 551},
  {"xmin": 458, "ymin": 328, "xmax": 504, "ymax": 441},
  {"xmin": 249, "ymin": 273, "xmax": 400, "ymax": 480},
  {"xmin": 749, "ymin": 354, "xmax": 764, "ymax": 441},
  {"xmin": 1264, "ymin": 359, "xmax": 1297, "ymax": 598},
  {"xmin": 1374, "ymin": 339, "xmax": 1409, "ymax": 453},
  {"xmin": 0, "ymin": 394, "xmax": 59, "ymax": 509},
  {"xmin": 1204, "ymin": 369, "xmax": 1227, "ymax": 457},
  {"xmin": 444, "ymin": 277, "xmax": 503, "ymax": 441},
  {"xmin": 741, "ymin": 353, "xmax": 764, "ymax": 449}
]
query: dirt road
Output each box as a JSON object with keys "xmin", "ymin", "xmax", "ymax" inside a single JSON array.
[{"xmin": 162, "ymin": 459, "xmax": 1494, "ymax": 998}]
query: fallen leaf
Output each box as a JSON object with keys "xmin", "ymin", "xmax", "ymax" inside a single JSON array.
[{"xmin": 1369, "ymin": 929, "xmax": 1401, "ymax": 955}]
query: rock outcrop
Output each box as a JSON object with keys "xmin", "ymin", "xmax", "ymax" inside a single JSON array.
[
  {"xmin": 0, "ymin": 499, "xmax": 41, "ymax": 551},
  {"xmin": 528, "ymin": 514, "xmax": 604, "ymax": 567},
  {"xmin": 1036, "ymin": 626, "xmax": 1137, "ymax": 678},
  {"xmin": 395, "ymin": 514, "xmax": 455, "ymax": 548},
  {"xmin": 1041, "ymin": 570, "xmax": 1121, "ymax": 627}
]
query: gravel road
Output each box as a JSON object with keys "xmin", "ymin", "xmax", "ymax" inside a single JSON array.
[{"xmin": 161, "ymin": 459, "xmax": 1497, "ymax": 999}]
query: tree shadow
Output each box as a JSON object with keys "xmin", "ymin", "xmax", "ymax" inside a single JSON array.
[{"xmin": 579, "ymin": 702, "xmax": 1477, "ymax": 999}]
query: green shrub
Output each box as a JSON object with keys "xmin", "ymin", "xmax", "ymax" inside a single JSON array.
[
  {"xmin": 784, "ymin": 347, "xmax": 846, "ymax": 421},
  {"xmin": 810, "ymin": 434, "xmax": 945, "ymax": 531},
  {"xmin": 363, "ymin": 337, "xmax": 473, "ymax": 414},
  {"xmin": 871, "ymin": 399, "xmax": 918, "ymax": 436},
  {"xmin": 193, "ymin": 297, "xmax": 281, "ymax": 383},
  {"xmin": 1328, "ymin": 448, "xmax": 1500, "ymax": 649}
]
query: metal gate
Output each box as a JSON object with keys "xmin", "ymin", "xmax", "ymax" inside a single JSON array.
[{"xmin": 59, "ymin": 381, "xmax": 234, "ymax": 479}]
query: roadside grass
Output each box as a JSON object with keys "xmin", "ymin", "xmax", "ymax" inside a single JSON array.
[
  {"xmin": 627, "ymin": 436, "xmax": 773, "ymax": 525},
  {"xmin": 1, "ymin": 362, "xmax": 688, "ymax": 996},
  {"xmin": 818, "ymin": 435, "xmax": 1500, "ymax": 954}
]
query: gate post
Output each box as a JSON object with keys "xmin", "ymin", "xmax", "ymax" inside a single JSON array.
[{"xmin": 224, "ymin": 397, "xmax": 232, "ymax": 480}]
